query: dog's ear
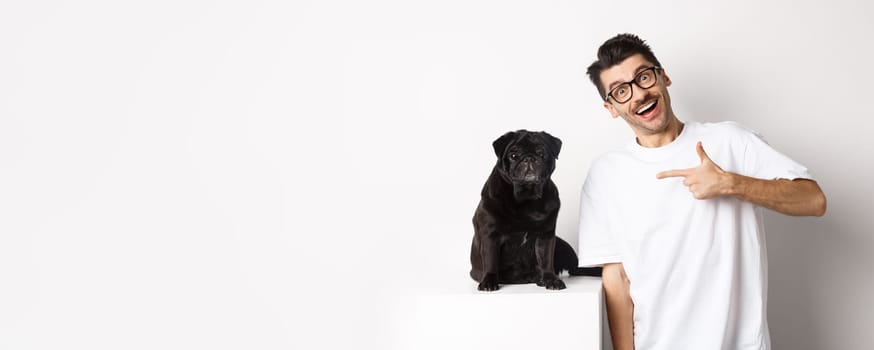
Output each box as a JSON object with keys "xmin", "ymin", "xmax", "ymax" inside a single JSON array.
[
  {"xmin": 492, "ymin": 131, "xmax": 518, "ymax": 158},
  {"xmin": 540, "ymin": 131, "xmax": 562, "ymax": 159}
]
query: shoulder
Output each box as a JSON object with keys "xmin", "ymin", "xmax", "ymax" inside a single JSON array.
[
  {"xmin": 693, "ymin": 121, "xmax": 760, "ymax": 138},
  {"xmin": 690, "ymin": 121, "xmax": 767, "ymax": 149},
  {"xmin": 583, "ymin": 149, "xmax": 637, "ymax": 189}
]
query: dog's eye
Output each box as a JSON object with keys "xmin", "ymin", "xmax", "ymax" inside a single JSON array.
[
  {"xmin": 536, "ymin": 150, "xmax": 545, "ymax": 158},
  {"xmin": 509, "ymin": 153, "xmax": 519, "ymax": 160}
]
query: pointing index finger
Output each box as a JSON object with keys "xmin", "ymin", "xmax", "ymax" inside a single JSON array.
[{"xmin": 656, "ymin": 168, "xmax": 693, "ymax": 179}]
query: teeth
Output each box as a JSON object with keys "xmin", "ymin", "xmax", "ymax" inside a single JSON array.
[{"xmin": 636, "ymin": 101, "xmax": 656, "ymax": 114}]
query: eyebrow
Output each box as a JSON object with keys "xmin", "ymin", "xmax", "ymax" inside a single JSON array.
[{"xmin": 606, "ymin": 64, "xmax": 652, "ymax": 91}]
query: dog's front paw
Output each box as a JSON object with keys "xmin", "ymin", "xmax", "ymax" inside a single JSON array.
[
  {"xmin": 478, "ymin": 274, "xmax": 500, "ymax": 292},
  {"xmin": 537, "ymin": 275, "xmax": 566, "ymax": 290}
]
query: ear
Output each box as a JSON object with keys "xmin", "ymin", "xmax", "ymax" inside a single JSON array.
[
  {"xmin": 661, "ymin": 69, "xmax": 672, "ymax": 87},
  {"xmin": 539, "ymin": 131, "xmax": 562, "ymax": 159},
  {"xmin": 604, "ymin": 101, "xmax": 620, "ymax": 119},
  {"xmin": 492, "ymin": 131, "xmax": 518, "ymax": 158}
]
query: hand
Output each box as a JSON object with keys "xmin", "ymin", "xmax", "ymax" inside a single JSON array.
[{"xmin": 656, "ymin": 141, "xmax": 731, "ymax": 199}]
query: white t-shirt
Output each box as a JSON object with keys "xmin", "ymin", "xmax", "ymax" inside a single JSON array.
[{"xmin": 577, "ymin": 121, "xmax": 812, "ymax": 350}]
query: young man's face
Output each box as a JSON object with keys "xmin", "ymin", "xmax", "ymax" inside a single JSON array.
[{"xmin": 600, "ymin": 53, "xmax": 675, "ymax": 136}]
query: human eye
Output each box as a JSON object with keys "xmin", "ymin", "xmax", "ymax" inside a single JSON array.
[
  {"xmin": 638, "ymin": 71, "xmax": 651, "ymax": 82},
  {"xmin": 614, "ymin": 86, "xmax": 628, "ymax": 96}
]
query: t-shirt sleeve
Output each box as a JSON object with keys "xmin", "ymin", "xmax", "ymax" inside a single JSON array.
[
  {"xmin": 741, "ymin": 127, "xmax": 813, "ymax": 181},
  {"xmin": 577, "ymin": 163, "xmax": 623, "ymax": 267}
]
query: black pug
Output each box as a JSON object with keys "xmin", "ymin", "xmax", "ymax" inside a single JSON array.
[{"xmin": 470, "ymin": 130, "xmax": 602, "ymax": 291}]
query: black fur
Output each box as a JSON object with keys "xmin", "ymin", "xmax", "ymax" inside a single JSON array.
[{"xmin": 470, "ymin": 130, "xmax": 601, "ymax": 292}]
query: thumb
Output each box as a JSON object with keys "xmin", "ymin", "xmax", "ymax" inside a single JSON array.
[{"xmin": 696, "ymin": 141, "xmax": 712, "ymax": 163}]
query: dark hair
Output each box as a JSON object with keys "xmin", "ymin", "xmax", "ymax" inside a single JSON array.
[{"xmin": 586, "ymin": 33, "xmax": 662, "ymax": 100}]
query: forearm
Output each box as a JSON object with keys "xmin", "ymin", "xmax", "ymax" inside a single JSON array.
[
  {"xmin": 602, "ymin": 263, "xmax": 634, "ymax": 350},
  {"xmin": 722, "ymin": 174, "xmax": 826, "ymax": 216},
  {"xmin": 657, "ymin": 142, "xmax": 827, "ymax": 216}
]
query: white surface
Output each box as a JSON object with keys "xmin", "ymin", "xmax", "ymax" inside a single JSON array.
[
  {"xmin": 394, "ymin": 276, "xmax": 603, "ymax": 350},
  {"xmin": 1, "ymin": 1, "xmax": 872, "ymax": 350}
]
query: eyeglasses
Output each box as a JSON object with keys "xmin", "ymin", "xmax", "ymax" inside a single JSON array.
[{"xmin": 605, "ymin": 66, "xmax": 661, "ymax": 104}]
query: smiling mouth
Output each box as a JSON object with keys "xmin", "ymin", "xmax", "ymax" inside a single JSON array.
[{"xmin": 635, "ymin": 99, "xmax": 658, "ymax": 116}]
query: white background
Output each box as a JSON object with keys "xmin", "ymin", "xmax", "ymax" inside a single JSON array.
[{"xmin": 1, "ymin": 0, "xmax": 872, "ymax": 349}]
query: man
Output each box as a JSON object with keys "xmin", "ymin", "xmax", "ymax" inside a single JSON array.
[{"xmin": 577, "ymin": 34, "xmax": 826, "ymax": 350}]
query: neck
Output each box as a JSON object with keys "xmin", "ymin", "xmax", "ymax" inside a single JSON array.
[{"xmin": 636, "ymin": 117, "xmax": 684, "ymax": 148}]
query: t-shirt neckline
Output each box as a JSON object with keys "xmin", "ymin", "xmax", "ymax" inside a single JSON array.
[{"xmin": 626, "ymin": 121, "xmax": 695, "ymax": 162}]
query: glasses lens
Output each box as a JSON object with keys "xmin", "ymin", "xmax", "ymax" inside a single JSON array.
[
  {"xmin": 610, "ymin": 83, "xmax": 632, "ymax": 103},
  {"xmin": 636, "ymin": 68, "xmax": 657, "ymax": 89}
]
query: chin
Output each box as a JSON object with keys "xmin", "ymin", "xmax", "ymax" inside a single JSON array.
[
  {"xmin": 512, "ymin": 182, "xmax": 544, "ymax": 201},
  {"xmin": 637, "ymin": 113, "xmax": 671, "ymax": 133}
]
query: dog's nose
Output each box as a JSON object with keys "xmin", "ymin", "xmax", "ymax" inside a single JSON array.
[{"xmin": 525, "ymin": 161, "xmax": 536, "ymax": 172}]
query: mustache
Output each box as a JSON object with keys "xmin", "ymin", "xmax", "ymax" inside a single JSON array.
[{"xmin": 632, "ymin": 93, "xmax": 659, "ymax": 110}]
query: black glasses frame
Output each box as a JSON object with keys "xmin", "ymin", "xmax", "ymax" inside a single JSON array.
[{"xmin": 606, "ymin": 66, "xmax": 661, "ymax": 104}]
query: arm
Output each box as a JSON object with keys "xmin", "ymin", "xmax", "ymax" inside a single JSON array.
[
  {"xmin": 724, "ymin": 175, "xmax": 826, "ymax": 216},
  {"xmin": 657, "ymin": 142, "xmax": 827, "ymax": 217},
  {"xmin": 602, "ymin": 263, "xmax": 634, "ymax": 350}
]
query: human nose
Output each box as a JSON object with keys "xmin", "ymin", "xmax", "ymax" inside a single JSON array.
[{"xmin": 628, "ymin": 81, "xmax": 651, "ymax": 104}]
